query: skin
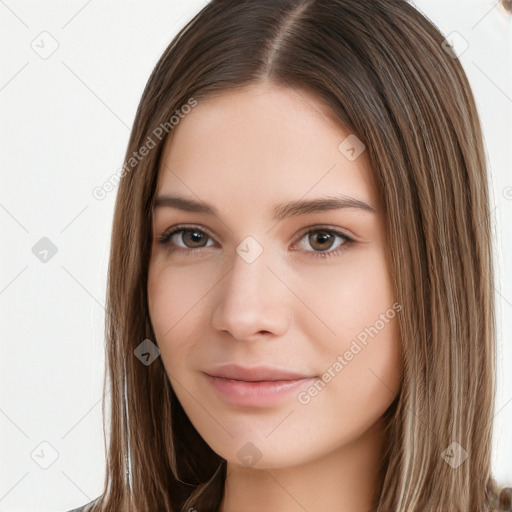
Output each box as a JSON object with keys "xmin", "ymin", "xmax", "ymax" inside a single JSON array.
[{"xmin": 147, "ymin": 80, "xmax": 402, "ymax": 512}]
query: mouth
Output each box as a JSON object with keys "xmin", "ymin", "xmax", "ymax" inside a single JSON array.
[
  {"xmin": 203, "ymin": 364, "xmax": 317, "ymax": 407},
  {"xmin": 204, "ymin": 363, "xmax": 314, "ymax": 382}
]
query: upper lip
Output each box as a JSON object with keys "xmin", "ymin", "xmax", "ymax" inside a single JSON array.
[{"xmin": 204, "ymin": 364, "xmax": 314, "ymax": 382}]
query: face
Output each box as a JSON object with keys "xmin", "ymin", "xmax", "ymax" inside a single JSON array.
[{"xmin": 147, "ymin": 81, "xmax": 402, "ymax": 469}]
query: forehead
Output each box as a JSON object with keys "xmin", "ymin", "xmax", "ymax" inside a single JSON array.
[{"xmin": 155, "ymin": 82, "xmax": 378, "ymax": 214}]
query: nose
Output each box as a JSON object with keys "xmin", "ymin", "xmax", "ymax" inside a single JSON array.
[{"xmin": 210, "ymin": 246, "xmax": 292, "ymax": 342}]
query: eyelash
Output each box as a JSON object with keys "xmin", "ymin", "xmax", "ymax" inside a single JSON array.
[{"xmin": 157, "ymin": 224, "xmax": 355, "ymax": 259}]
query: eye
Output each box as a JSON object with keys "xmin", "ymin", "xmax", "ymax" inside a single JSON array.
[
  {"xmin": 294, "ymin": 227, "xmax": 354, "ymax": 258},
  {"xmin": 157, "ymin": 224, "xmax": 354, "ymax": 258},
  {"xmin": 158, "ymin": 225, "xmax": 215, "ymax": 251}
]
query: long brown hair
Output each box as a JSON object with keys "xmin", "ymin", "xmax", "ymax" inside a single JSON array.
[{"xmin": 89, "ymin": 0, "xmax": 499, "ymax": 510}]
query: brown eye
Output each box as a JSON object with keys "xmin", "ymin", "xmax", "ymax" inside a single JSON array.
[
  {"xmin": 179, "ymin": 229, "xmax": 209, "ymax": 248},
  {"xmin": 158, "ymin": 226, "xmax": 215, "ymax": 250},
  {"xmin": 308, "ymin": 230, "xmax": 336, "ymax": 251},
  {"xmin": 296, "ymin": 227, "xmax": 353, "ymax": 257}
]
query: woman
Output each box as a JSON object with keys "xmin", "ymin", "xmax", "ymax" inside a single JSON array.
[{"xmin": 68, "ymin": 0, "xmax": 506, "ymax": 510}]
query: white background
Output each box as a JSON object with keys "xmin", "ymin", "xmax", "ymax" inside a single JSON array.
[{"xmin": 0, "ymin": 1, "xmax": 510, "ymax": 511}]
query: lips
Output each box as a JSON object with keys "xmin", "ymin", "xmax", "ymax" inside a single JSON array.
[
  {"xmin": 202, "ymin": 364, "xmax": 317, "ymax": 407},
  {"xmin": 204, "ymin": 363, "xmax": 313, "ymax": 382}
]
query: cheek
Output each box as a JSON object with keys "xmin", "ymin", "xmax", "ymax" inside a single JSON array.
[
  {"xmin": 299, "ymin": 302, "xmax": 402, "ymax": 436},
  {"xmin": 295, "ymin": 248, "xmax": 402, "ymax": 400},
  {"xmin": 293, "ymin": 248, "xmax": 396, "ymax": 340},
  {"xmin": 332, "ymin": 317, "xmax": 402, "ymax": 423},
  {"xmin": 147, "ymin": 260, "xmax": 215, "ymax": 339},
  {"xmin": 147, "ymin": 260, "xmax": 223, "ymax": 388}
]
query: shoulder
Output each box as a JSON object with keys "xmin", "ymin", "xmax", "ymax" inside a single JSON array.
[{"xmin": 64, "ymin": 496, "xmax": 101, "ymax": 512}]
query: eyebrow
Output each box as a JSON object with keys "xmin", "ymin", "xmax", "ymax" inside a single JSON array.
[{"xmin": 154, "ymin": 193, "xmax": 376, "ymax": 220}]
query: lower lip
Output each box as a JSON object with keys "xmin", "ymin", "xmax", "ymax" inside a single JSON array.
[{"xmin": 204, "ymin": 374, "xmax": 316, "ymax": 407}]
